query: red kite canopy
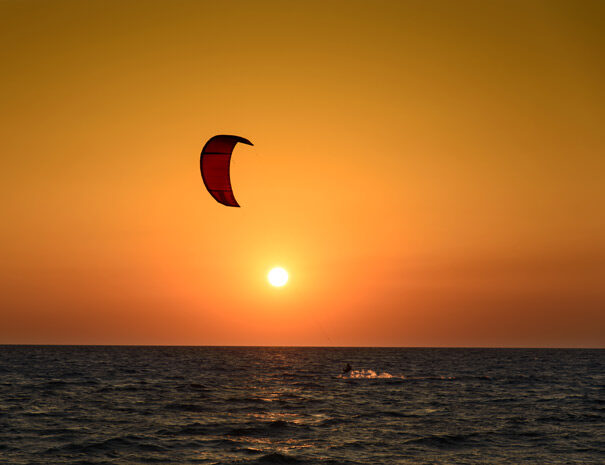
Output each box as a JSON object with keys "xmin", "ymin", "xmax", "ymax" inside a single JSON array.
[{"xmin": 200, "ymin": 135, "xmax": 253, "ymax": 207}]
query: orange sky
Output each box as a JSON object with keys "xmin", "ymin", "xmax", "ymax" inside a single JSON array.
[{"xmin": 1, "ymin": 0, "xmax": 603, "ymax": 347}]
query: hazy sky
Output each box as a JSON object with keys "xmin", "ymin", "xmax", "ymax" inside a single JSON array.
[{"xmin": 1, "ymin": 0, "xmax": 603, "ymax": 346}]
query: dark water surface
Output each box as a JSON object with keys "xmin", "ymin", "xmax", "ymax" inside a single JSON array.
[{"xmin": 1, "ymin": 346, "xmax": 603, "ymax": 464}]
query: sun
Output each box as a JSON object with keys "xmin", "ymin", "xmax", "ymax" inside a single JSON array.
[{"xmin": 268, "ymin": 267, "xmax": 289, "ymax": 287}]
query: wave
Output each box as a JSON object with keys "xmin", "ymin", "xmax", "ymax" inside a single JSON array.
[
  {"xmin": 46, "ymin": 435, "xmax": 143, "ymax": 454},
  {"xmin": 252, "ymin": 452, "xmax": 303, "ymax": 464},
  {"xmin": 339, "ymin": 369, "xmax": 402, "ymax": 379},
  {"xmin": 405, "ymin": 432, "xmax": 486, "ymax": 449},
  {"xmin": 165, "ymin": 402, "xmax": 208, "ymax": 413},
  {"xmin": 338, "ymin": 370, "xmax": 463, "ymax": 380},
  {"xmin": 226, "ymin": 420, "xmax": 310, "ymax": 438}
]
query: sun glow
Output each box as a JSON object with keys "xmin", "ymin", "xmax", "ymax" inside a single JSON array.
[{"xmin": 268, "ymin": 267, "xmax": 289, "ymax": 287}]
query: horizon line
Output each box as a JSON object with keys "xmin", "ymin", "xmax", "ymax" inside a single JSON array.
[{"xmin": 1, "ymin": 344, "xmax": 603, "ymax": 350}]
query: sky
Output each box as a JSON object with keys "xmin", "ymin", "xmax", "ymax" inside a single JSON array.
[{"xmin": 1, "ymin": 0, "xmax": 603, "ymax": 347}]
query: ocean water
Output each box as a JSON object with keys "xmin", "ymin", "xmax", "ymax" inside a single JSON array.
[{"xmin": 0, "ymin": 347, "xmax": 603, "ymax": 464}]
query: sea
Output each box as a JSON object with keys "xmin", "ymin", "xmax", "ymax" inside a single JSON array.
[{"xmin": 0, "ymin": 346, "xmax": 603, "ymax": 464}]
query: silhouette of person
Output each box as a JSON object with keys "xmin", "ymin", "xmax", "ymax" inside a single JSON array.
[{"xmin": 342, "ymin": 363, "xmax": 352, "ymax": 374}]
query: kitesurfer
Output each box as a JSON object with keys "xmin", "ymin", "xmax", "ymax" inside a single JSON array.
[{"xmin": 342, "ymin": 363, "xmax": 352, "ymax": 375}]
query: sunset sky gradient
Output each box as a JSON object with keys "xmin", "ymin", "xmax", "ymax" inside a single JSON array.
[{"xmin": 1, "ymin": 0, "xmax": 603, "ymax": 347}]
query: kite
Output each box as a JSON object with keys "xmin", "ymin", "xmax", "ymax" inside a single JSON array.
[{"xmin": 200, "ymin": 135, "xmax": 253, "ymax": 207}]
